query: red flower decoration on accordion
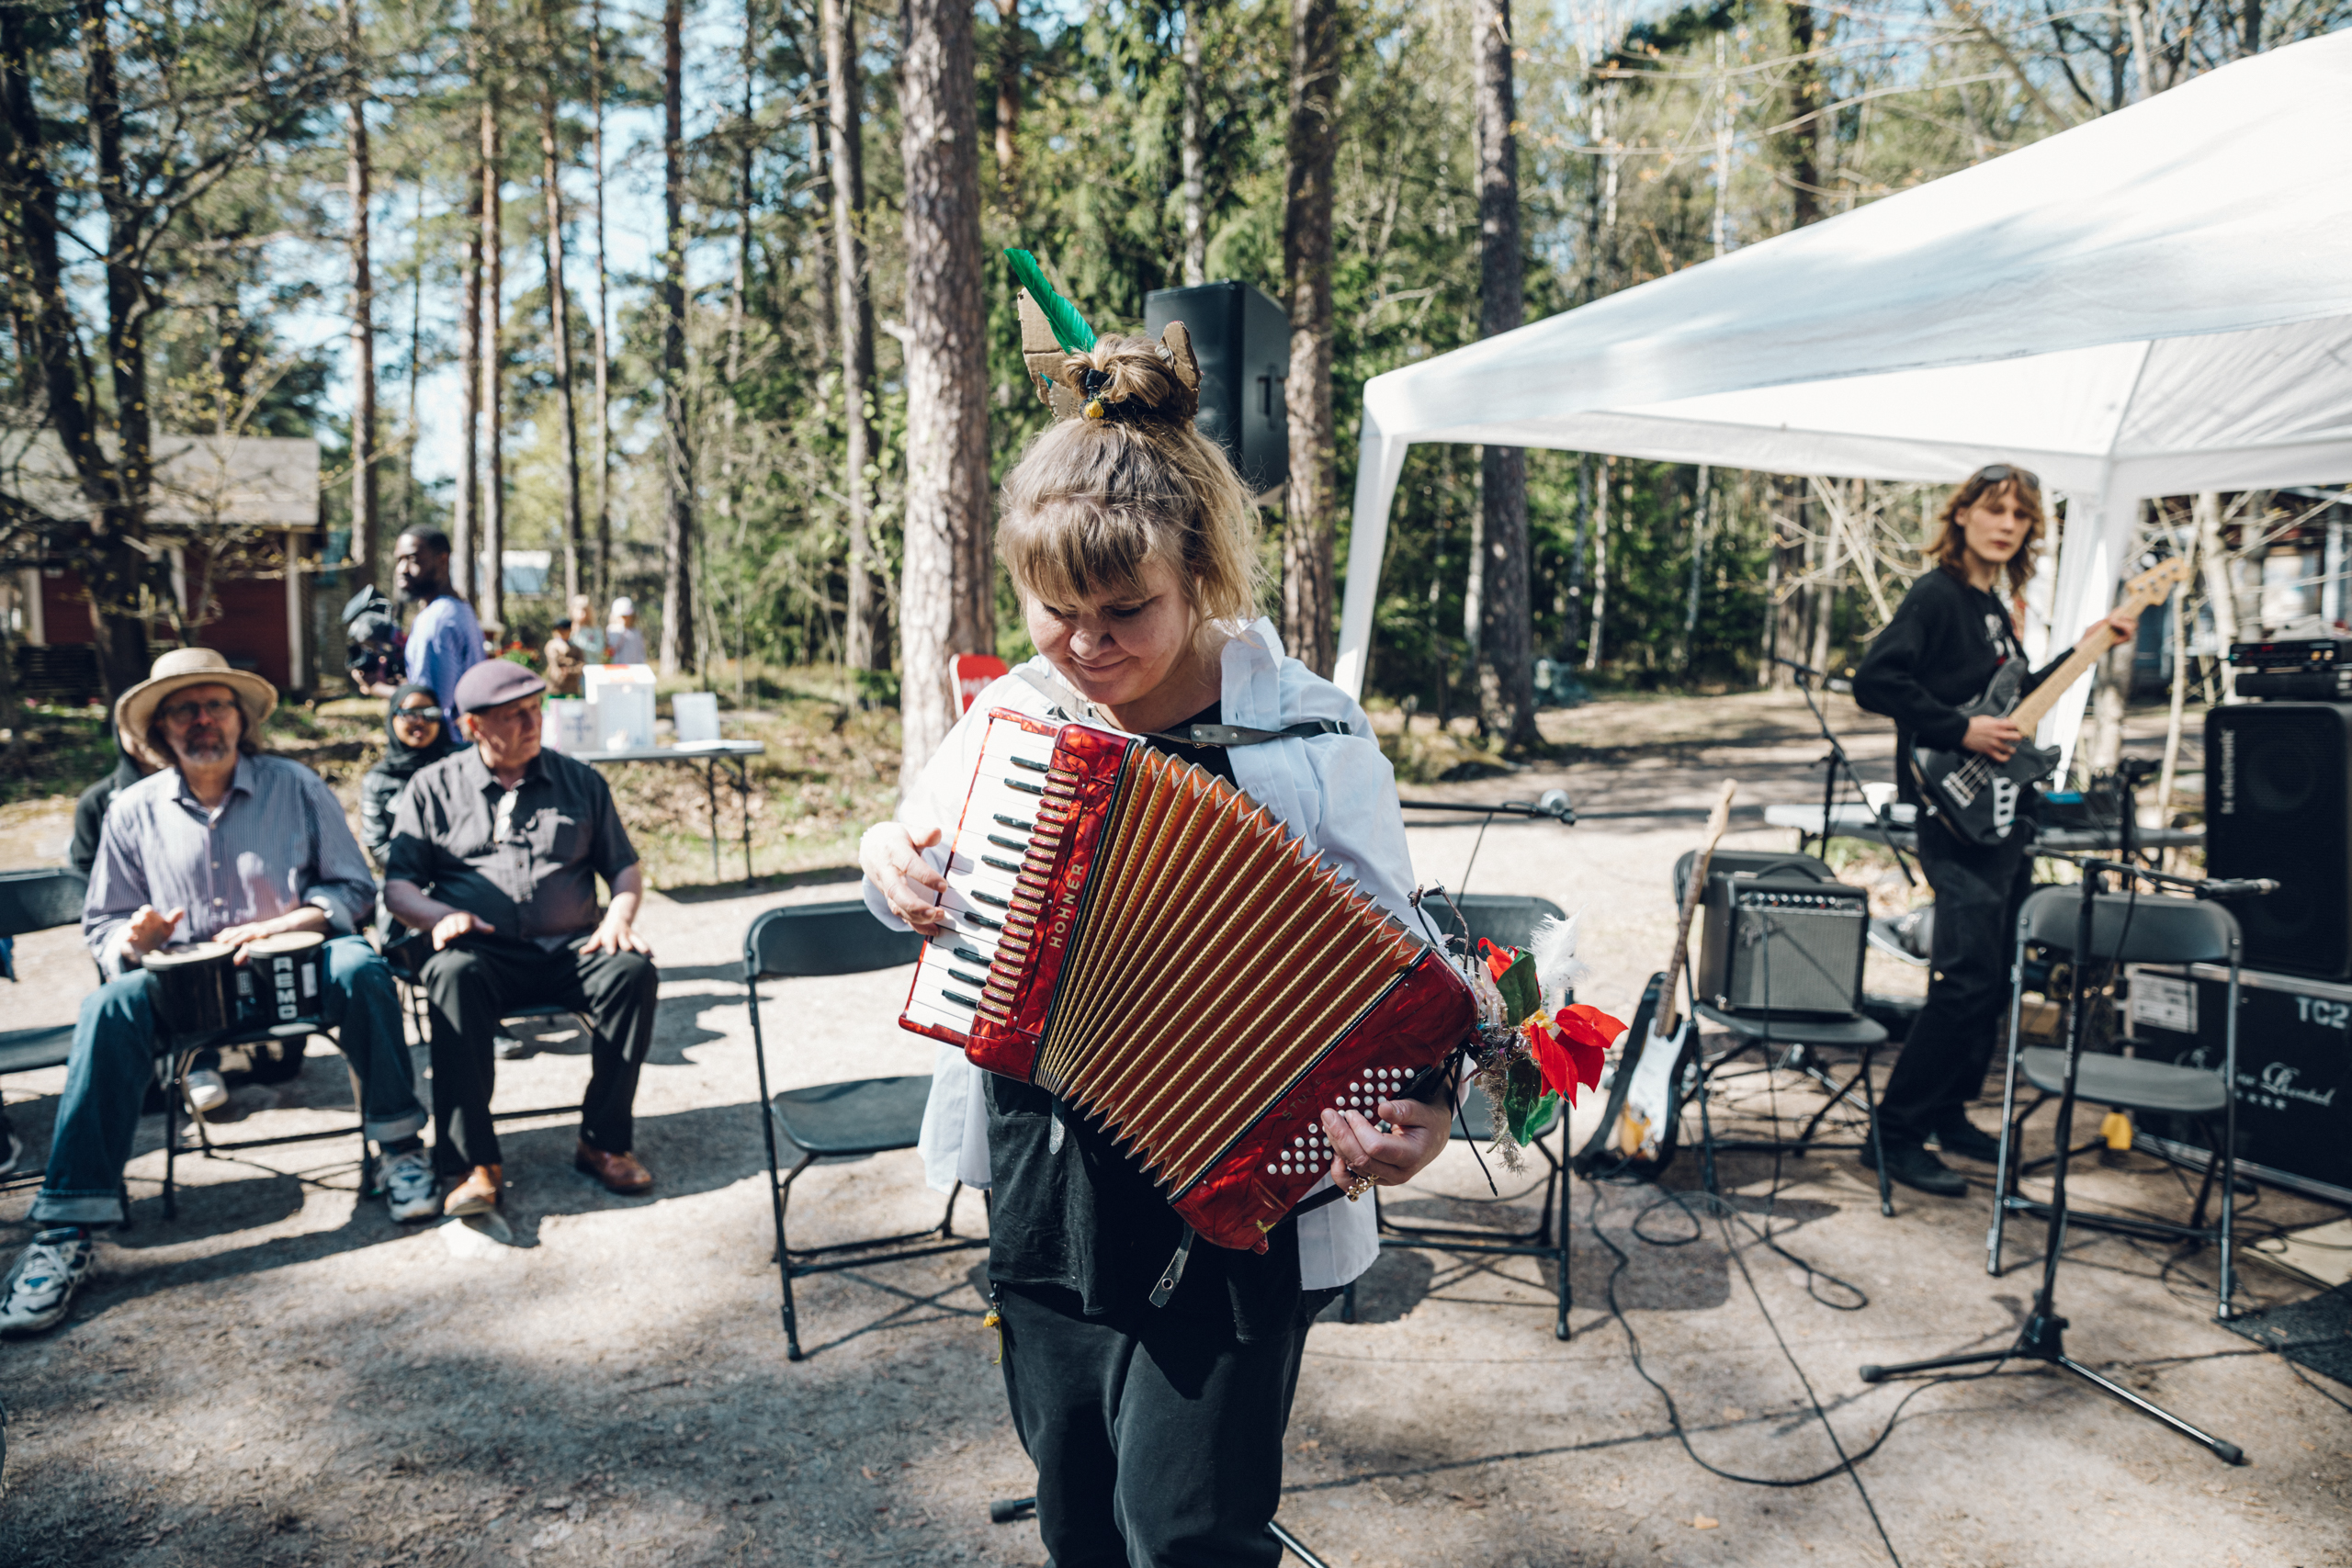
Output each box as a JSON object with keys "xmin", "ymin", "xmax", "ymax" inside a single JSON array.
[{"xmin": 1524, "ymin": 1004, "xmax": 1623, "ymax": 1104}]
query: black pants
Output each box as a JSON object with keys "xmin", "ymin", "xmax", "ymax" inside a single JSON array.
[
  {"xmin": 1877, "ymin": 817, "xmax": 2035, "ymax": 1146},
  {"xmin": 419, "ymin": 937, "xmax": 658, "ymax": 1173},
  {"xmin": 996, "ymin": 1283, "xmax": 1340, "ymax": 1568}
]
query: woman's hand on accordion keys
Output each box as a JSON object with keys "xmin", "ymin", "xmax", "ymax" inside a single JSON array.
[
  {"xmin": 861, "ymin": 820, "xmax": 951, "ymax": 934},
  {"xmin": 1322, "ymin": 1094, "xmax": 1450, "ymax": 1193}
]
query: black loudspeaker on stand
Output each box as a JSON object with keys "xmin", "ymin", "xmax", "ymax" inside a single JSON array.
[
  {"xmin": 1857, "ymin": 856, "xmax": 2256, "ymax": 1466},
  {"xmin": 1145, "ymin": 281, "xmax": 1289, "ymax": 496},
  {"xmin": 2205, "ymin": 702, "xmax": 2352, "ymax": 979}
]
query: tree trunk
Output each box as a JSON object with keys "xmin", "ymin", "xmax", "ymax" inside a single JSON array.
[
  {"xmin": 1683, "ymin": 464, "xmax": 1709, "ymax": 671},
  {"xmin": 405, "ymin": 175, "xmax": 424, "ymax": 537},
  {"xmin": 1563, "ymin": 453, "xmax": 1589, "ymax": 658},
  {"xmin": 345, "ymin": 0, "xmax": 378, "ymax": 590},
  {"xmin": 1280, "ymin": 0, "xmax": 1340, "ymax": 677},
  {"xmin": 898, "ymin": 0, "xmax": 992, "ymax": 786},
  {"xmin": 1180, "ymin": 5, "xmax": 1205, "ymax": 286},
  {"xmin": 659, "ymin": 0, "xmax": 695, "ymax": 675},
  {"xmin": 1582, "ymin": 455, "xmax": 1610, "ymax": 671},
  {"xmin": 540, "ymin": 0, "xmax": 583, "ymax": 605},
  {"xmin": 1765, "ymin": 477, "xmax": 1807, "ymax": 687},
  {"xmin": 590, "ymin": 0, "xmax": 612, "ymax": 603},
  {"xmin": 992, "ymin": 0, "xmax": 1021, "ymax": 185},
  {"xmin": 83, "ymin": 0, "xmax": 153, "ymax": 692},
  {"xmin": 455, "ymin": 99, "xmax": 482, "ymax": 608},
  {"xmin": 1, "ymin": 0, "xmax": 145, "ymax": 696},
  {"xmin": 481, "ymin": 84, "xmax": 505, "ymax": 632},
  {"xmin": 826, "ymin": 0, "xmax": 881, "ymax": 671},
  {"xmin": 1472, "ymin": 0, "xmax": 1533, "ymax": 749},
  {"xmin": 1782, "ymin": 4, "xmax": 1823, "ymax": 229}
]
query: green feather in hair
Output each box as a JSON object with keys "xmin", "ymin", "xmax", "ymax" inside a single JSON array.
[{"xmin": 1005, "ymin": 249, "xmax": 1097, "ymax": 355}]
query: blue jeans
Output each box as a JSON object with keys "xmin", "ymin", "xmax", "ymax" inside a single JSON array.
[{"xmin": 31, "ymin": 935, "xmax": 424, "ymax": 1227}]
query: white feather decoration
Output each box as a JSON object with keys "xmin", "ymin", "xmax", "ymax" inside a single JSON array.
[{"xmin": 1528, "ymin": 912, "xmax": 1589, "ymax": 1011}]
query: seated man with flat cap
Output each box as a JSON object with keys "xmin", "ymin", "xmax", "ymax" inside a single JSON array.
[
  {"xmin": 384, "ymin": 659, "xmax": 659, "ymax": 1216},
  {"xmin": 0, "ymin": 649, "xmax": 433, "ymax": 1338}
]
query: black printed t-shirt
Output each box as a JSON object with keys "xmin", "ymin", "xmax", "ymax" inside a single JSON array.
[{"xmin": 983, "ymin": 702, "xmax": 1309, "ymax": 1341}]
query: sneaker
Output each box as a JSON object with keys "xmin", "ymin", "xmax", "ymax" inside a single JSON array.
[
  {"xmin": 492, "ymin": 1034, "xmax": 528, "ymax": 1061},
  {"xmin": 0, "ymin": 1229, "xmax": 96, "ymax": 1337},
  {"xmin": 1932, "ymin": 1118, "xmax": 2003, "ymax": 1164},
  {"xmin": 1860, "ymin": 1139, "xmax": 1968, "ymax": 1198},
  {"xmin": 381, "ymin": 1149, "xmax": 439, "ymax": 1224},
  {"xmin": 184, "ymin": 1068, "xmax": 228, "ymax": 1116}
]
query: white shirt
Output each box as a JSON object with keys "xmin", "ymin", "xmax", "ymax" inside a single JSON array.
[{"xmin": 862, "ymin": 616, "xmax": 1441, "ymax": 1290}]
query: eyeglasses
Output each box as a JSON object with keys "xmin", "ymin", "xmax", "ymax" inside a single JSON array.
[
  {"xmin": 392, "ymin": 708, "xmax": 442, "ymax": 728},
  {"xmin": 1970, "ymin": 462, "xmax": 2041, "ymax": 495},
  {"xmin": 160, "ymin": 697, "xmax": 239, "ymax": 726}
]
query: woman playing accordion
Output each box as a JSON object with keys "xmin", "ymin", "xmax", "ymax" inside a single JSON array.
[{"xmin": 859, "ymin": 273, "xmax": 1454, "ymax": 1567}]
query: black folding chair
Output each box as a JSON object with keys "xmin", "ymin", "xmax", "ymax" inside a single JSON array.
[
  {"xmin": 1988, "ymin": 886, "xmax": 2245, "ymax": 1317},
  {"xmin": 0, "ymin": 869, "xmax": 86, "ymax": 1194},
  {"xmin": 1346, "ymin": 893, "xmax": 1576, "ymax": 1339},
  {"xmin": 743, "ymin": 899, "xmax": 987, "ymax": 1360}
]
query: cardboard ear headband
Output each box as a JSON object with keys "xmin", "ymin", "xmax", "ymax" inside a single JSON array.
[{"xmin": 1007, "ymin": 248, "xmax": 1201, "ymax": 425}]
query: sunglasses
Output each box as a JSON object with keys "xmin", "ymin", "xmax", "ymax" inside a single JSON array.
[
  {"xmin": 1969, "ymin": 462, "xmax": 2041, "ymax": 495},
  {"xmin": 393, "ymin": 708, "xmax": 442, "ymax": 727}
]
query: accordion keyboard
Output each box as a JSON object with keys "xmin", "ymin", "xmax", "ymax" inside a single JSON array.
[{"xmin": 903, "ymin": 717, "xmax": 1064, "ymax": 1036}]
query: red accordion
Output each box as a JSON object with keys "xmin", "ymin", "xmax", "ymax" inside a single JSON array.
[{"xmin": 899, "ymin": 708, "xmax": 1475, "ymax": 1252}]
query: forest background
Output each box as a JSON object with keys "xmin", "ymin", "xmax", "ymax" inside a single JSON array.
[{"xmin": 0, "ymin": 0, "xmax": 2346, "ymax": 783}]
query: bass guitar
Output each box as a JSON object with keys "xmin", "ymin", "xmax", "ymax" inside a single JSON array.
[
  {"xmin": 1912, "ymin": 556, "xmax": 2190, "ymax": 847},
  {"xmin": 1574, "ymin": 780, "xmax": 1737, "ymax": 1179}
]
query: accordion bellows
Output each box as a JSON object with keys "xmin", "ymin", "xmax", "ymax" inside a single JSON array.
[{"xmin": 901, "ymin": 710, "xmax": 1474, "ymax": 1251}]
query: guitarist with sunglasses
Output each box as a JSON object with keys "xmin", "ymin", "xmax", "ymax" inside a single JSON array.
[{"xmin": 1852, "ymin": 464, "xmax": 2139, "ymax": 1197}]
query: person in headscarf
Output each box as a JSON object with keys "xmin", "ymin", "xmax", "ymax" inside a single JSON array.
[
  {"xmin": 360, "ymin": 682, "xmax": 464, "ymax": 868},
  {"xmin": 68, "ymin": 728, "xmax": 155, "ymax": 877}
]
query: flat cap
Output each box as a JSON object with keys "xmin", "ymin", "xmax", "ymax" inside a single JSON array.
[{"xmin": 456, "ymin": 658, "xmax": 548, "ymax": 715}]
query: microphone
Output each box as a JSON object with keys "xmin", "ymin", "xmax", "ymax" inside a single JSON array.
[{"xmin": 2197, "ymin": 878, "xmax": 2280, "ymax": 898}]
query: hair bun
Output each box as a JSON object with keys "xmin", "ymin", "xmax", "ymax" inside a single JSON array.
[{"xmin": 1056, "ymin": 328, "xmax": 1203, "ymax": 425}]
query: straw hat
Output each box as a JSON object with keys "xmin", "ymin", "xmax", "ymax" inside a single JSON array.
[{"xmin": 113, "ymin": 648, "xmax": 277, "ymax": 770}]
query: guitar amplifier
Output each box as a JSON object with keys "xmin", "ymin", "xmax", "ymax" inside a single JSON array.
[{"xmin": 1696, "ymin": 869, "xmax": 1868, "ymax": 1018}]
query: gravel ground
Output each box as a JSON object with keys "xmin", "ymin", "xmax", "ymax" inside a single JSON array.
[{"xmin": 6, "ymin": 698, "xmax": 2348, "ymax": 1567}]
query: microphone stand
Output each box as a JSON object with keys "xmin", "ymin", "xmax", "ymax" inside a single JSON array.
[
  {"xmin": 1783, "ymin": 661, "xmax": 1916, "ymax": 887},
  {"xmin": 1859, "ymin": 854, "xmax": 2245, "ymax": 1465}
]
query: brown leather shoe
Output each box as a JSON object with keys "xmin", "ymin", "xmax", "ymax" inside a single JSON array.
[
  {"xmin": 444, "ymin": 1164, "xmax": 502, "ymax": 1216},
  {"xmin": 574, "ymin": 1141, "xmax": 652, "ymax": 1195}
]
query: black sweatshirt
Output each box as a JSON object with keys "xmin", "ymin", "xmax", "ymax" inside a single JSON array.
[{"xmin": 1853, "ymin": 566, "xmax": 2067, "ymax": 803}]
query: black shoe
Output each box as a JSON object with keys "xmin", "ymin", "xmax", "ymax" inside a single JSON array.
[
  {"xmin": 1932, "ymin": 1119, "xmax": 2002, "ymax": 1164},
  {"xmin": 1860, "ymin": 1140, "xmax": 1968, "ymax": 1197}
]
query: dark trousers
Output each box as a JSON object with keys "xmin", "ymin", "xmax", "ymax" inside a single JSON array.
[
  {"xmin": 996, "ymin": 1284, "xmax": 1338, "ymax": 1568},
  {"xmin": 419, "ymin": 937, "xmax": 657, "ymax": 1173},
  {"xmin": 1877, "ymin": 817, "xmax": 2035, "ymax": 1146}
]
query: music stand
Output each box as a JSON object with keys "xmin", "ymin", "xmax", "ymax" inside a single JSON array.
[{"xmin": 1857, "ymin": 857, "xmax": 2245, "ymax": 1465}]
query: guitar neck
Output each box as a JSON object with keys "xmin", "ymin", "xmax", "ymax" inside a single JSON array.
[
  {"xmin": 1657, "ymin": 870, "xmax": 1707, "ymax": 1032},
  {"xmin": 2007, "ymin": 638, "xmax": 2104, "ymax": 735}
]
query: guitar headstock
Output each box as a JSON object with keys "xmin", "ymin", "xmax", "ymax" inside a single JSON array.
[
  {"xmin": 1702, "ymin": 778, "xmax": 1737, "ymax": 847},
  {"xmin": 2119, "ymin": 556, "xmax": 2192, "ymax": 614}
]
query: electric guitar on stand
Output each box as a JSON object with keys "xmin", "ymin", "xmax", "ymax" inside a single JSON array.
[
  {"xmin": 1912, "ymin": 557, "xmax": 2190, "ymax": 846},
  {"xmin": 1575, "ymin": 780, "xmax": 1737, "ymax": 1180}
]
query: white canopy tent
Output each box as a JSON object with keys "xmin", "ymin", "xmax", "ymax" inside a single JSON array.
[{"xmin": 1337, "ymin": 31, "xmax": 2352, "ymax": 763}]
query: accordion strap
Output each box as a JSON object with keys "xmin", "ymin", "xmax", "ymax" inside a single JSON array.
[{"xmin": 1012, "ymin": 666, "xmax": 1350, "ymax": 748}]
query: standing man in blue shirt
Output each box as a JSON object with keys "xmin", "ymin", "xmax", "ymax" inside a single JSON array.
[{"xmin": 390, "ymin": 528, "xmax": 483, "ymax": 729}]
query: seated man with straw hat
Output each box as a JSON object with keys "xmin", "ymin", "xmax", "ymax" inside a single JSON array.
[{"xmin": 0, "ymin": 649, "xmax": 435, "ymax": 1339}]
